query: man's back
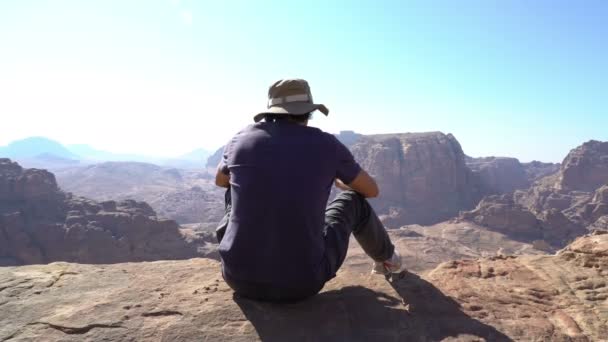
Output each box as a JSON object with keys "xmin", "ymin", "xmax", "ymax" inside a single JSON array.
[{"xmin": 218, "ymin": 121, "xmax": 360, "ymax": 286}]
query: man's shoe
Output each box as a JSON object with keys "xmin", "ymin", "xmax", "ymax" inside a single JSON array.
[{"xmin": 372, "ymin": 249, "xmax": 405, "ymax": 275}]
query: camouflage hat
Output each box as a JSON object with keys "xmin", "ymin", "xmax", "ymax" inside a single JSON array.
[{"xmin": 253, "ymin": 78, "xmax": 329, "ymax": 122}]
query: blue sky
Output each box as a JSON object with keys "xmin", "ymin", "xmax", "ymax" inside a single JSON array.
[{"xmin": 0, "ymin": 0, "xmax": 606, "ymax": 162}]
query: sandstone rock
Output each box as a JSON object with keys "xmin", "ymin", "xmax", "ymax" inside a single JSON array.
[
  {"xmin": 466, "ymin": 156, "xmax": 529, "ymax": 194},
  {"xmin": 521, "ymin": 160, "xmax": 560, "ymax": 183},
  {"xmin": 54, "ymin": 161, "xmax": 224, "ymax": 224},
  {"xmin": 466, "ymin": 140, "xmax": 608, "ymax": 246},
  {"xmin": 0, "ymin": 159, "xmax": 212, "ymax": 265},
  {"xmin": 351, "ymin": 132, "xmax": 483, "ymax": 226},
  {"xmin": 0, "ymin": 158, "xmax": 59, "ymax": 201},
  {"xmin": 558, "ymin": 140, "xmax": 608, "ymax": 192},
  {"xmin": 334, "ymin": 130, "xmax": 363, "ymax": 147},
  {"xmin": 589, "ymin": 215, "xmax": 608, "ymax": 232},
  {"xmin": 1, "ymin": 234, "xmax": 606, "ymax": 341},
  {"xmin": 459, "ymin": 194, "xmax": 543, "ymax": 242},
  {"xmin": 539, "ymin": 208, "xmax": 587, "ymax": 246}
]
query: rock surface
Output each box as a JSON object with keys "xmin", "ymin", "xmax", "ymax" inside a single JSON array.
[
  {"xmin": 558, "ymin": 140, "xmax": 608, "ymax": 192},
  {"xmin": 459, "ymin": 194, "xmax": 543, "ymax": 241},
  {"xmin": 351, "ymin": 132, "xmax": 484, "ymax": 227},
  {"xmin": 466, "ymin": 156, "xmax": 530, "ymax": 194},
  {"xmin": 521, "ymin": 160, "xmax": 560, "ymax": 183},
  {"xmin": 0, "ymin": 159, "xmax": 214, "ymax": 266},
  {"xmin": 54, "ymin": 161, "xmax": 224, "ymax": 225},
  {"xmin": 1, "ymin": 233, "xmax": 606, "ymax": 342},
  {"xmin": 462, "ymin": 140, "xmax": 608, "ymax": 247}
]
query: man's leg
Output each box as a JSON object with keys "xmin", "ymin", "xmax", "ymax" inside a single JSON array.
[
  {"xmin": 215, "ymin": 187, "xmax": 231, "ymax": 243},
  {"xmin": 322, "ymin": 190, "xmax": 395, "ymax": 279}
]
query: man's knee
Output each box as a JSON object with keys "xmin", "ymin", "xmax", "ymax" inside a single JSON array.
[
  {"xmin": 329, "ymin": 190, "xmax": 372, "ymax": 226},
  {"xmin": 334, "ymin": 190, "xmax": 366, "ymax": 204}
]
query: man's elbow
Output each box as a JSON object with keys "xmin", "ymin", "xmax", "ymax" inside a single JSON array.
[
  {"xmin": 215, "ymin": 174, "xmax": 230, "ymax": 188},
  {"xmin": 367, "ymin": 187, "xmax": 380, "ymax": 198}
]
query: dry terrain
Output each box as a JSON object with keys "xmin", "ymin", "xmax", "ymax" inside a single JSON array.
[{"xmin": 1, "ymin": 232, "xmax": 606, "ymax": 341}]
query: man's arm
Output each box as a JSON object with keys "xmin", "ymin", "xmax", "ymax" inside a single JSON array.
[
  {"xmin": 336, "ymin": 170, "xmax": 379, "ymax": 198},
  {"xmin": 215, "ymin": 165, "xmax": 230, "ymax": 188}
]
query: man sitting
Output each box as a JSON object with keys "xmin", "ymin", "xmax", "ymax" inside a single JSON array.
[{"xmin": 215, "ymin": 78, "xmax": 403, "ymax": 302}]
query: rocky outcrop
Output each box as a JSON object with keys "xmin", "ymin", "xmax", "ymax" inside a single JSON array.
[
  {"xmin": 0, "ymin": 159, "xmax": 213, "ymax": 266},
  {"xmin": 334, "ymin": 130, "xmax": 363, "ymax": 147},
  {"xmin": 463, "ymin": 140, "xmax": 608, "ymax": 247},
  {"xmin": 558, "ymin": 140, "xmax": 608, "ymax": 192},
  {"xmin": 466, "ymin": 156, "xmax": 530, "ymax": 194},
  {"xmin": 459, "ymin": 194, "xmax": 588, "ymax": 247},
  {"xmin": 350, "ymin": 132, "xmax": 484, "ymax": 227},
  {"xmin": 521, "ymin": 160, "xmax": 560, "ymax": 183},
  {"xmin": 54, "ymin": 161, "xmax": 224, "ymax": 225},
  {"xmin": 459, "ymin": 194, "xmax": 542, "ymax": 241},
  {"xmin": 1, "ymin": 233, "xmax": 605, "ymax": 341}
]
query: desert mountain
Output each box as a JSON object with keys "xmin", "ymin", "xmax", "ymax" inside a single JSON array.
[
  {"xmin": 0, "ymin": 137, "xmax": 78, "ymax": 160},
  {"xmin": 0, "ymin": 158, "xmax": 215, "ymax": 266},
  {"xmin": 68, "ymin": 144, "xmax": 211, "ymax": 169},
  {"xmin": 465, "ymin": 156, "xmax": 559, "ymax": 194},
  {"xmin": 461, "ymin": 140, "xmax": 608, "ymax": 248},
  {"xmin": 54, "ymin": 161, "xmax": 225, "ymax": 225},
  {"xmin": 350, "ymin": 132, "xmax": 485, "ymax": 227},
  {"xmin": 1, "ymin": 232, "xmax": 605, "ymax": 341},
  {"xmin": 77, "ymin": 130, "xmax": 570, "ymax": 231}
]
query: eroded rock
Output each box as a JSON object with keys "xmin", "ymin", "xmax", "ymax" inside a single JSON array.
[{"xmin": 0, "ymin": 159, "xmax": 213, "ymax": 265}]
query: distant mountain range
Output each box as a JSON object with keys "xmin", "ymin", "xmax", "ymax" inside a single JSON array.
[
  {"xmin": 0, "ymin": 137, "xmax": 79, "ymax": 160},
  {"xmin": 0, "ymin": 137, "xmax": 213, "ymax": 169}
]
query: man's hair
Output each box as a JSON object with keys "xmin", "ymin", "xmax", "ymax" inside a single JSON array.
[{"xmin": 264, "ymin": 113, "xmax": 312, "ymax": 123}]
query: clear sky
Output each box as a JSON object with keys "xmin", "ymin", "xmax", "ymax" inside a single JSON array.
[{"xmin": 1, "ymin": 0, "xmax": 606, "ymax": 162}]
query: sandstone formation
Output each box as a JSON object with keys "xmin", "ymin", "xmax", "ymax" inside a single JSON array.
[
  {"xmin": 461, "ymin": 140, "xmax": 608, "ymax": 247},
  {"xmin": 558, "ymin": 140, "xmax": 608, "ymax": 192},
  {"xmin": 0, "ymin": 159, "xmax": 214, "ymax": 266},
  {"xmin": 350, "ymin": 132, "xmax": 484, "ymax": 227},
  {"xmin": 334, "ymin": 130, "xmax": 364, "ymax": 147},
  {"xmin": 459, "ymin": 194, "xmax": 543, "ymax": 241},
  {"xmin": 54, "ymin": 161, "xmax": 225, "ymax": 225},
  {"xmin": 1, "ymin": 232, "xmax": 605, "ymax": 341},
  {"xmin": 466, "ymin": 156, "xmax": 530, "ymax": 194},
  {"xmin": 521, "ymin": 160, "xmax": 560, "ymax": 183}
]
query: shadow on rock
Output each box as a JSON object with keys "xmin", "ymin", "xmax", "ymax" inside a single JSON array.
[{"xmin": 234, "ymin": 272, "xmax": 511, "ymax": 342}]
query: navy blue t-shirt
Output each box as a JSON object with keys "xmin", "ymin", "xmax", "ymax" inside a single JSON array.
[{"xmin": 218, "ymin": 121, "xmax": 361, "ymax": 286}]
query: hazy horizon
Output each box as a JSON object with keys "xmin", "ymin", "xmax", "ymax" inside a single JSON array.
[{"xmin": 1, "ymin": 0, "xmax": 606, "ymax": 163}]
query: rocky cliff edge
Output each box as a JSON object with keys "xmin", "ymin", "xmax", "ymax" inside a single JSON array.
[{"xmin": 1, "ymin": 232, "xmax": 606, "ymax": 342}]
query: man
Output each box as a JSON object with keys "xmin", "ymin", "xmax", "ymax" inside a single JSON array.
[{"xmin": 215, "ymin": 78, "xmax": 403, "ymax": 302}]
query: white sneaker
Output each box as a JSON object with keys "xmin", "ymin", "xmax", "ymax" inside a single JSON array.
[{"xmin": 372, "ymin": 249, "xmax": 405, "ymax": 275}]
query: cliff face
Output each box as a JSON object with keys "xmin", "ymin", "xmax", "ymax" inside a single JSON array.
[
  {"xmin": 558, "ymin": 140, "xmax": 608, "ymax": 192},
  {"xmin": 0, "ymin": 159, "xmax": 213, "ymax": 266},
  {"xmin": 1, "ymin": 232, "xmax": 605, "ymax": 341},
  {"xmin": 461, "ymin": 140, "xmax": 608, "ymax": 247},
  {"xmin": 350, "ymin": 132, "xmax": 484, "ymax": 226},
  {"xmin": 466, "ymin": 156, "xmax": 530, "ymax": 194}
]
